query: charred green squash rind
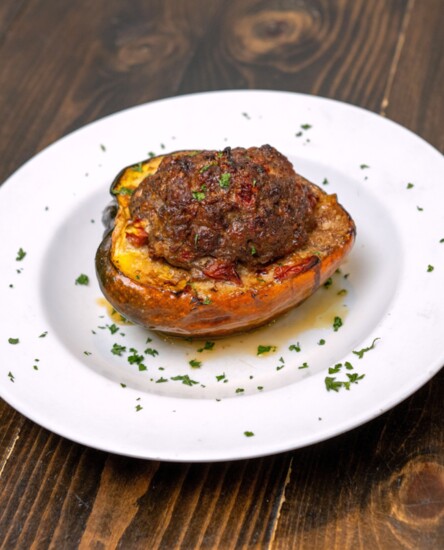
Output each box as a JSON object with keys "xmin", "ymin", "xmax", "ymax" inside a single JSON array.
[{"xmin": 95, "ymin": 152, "xmax": 356, "ymax": 338}]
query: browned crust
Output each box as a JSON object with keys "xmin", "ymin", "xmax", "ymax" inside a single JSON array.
[{"xmin": 95, "ymin": 152, "xmax": 356, "ymax": 337}]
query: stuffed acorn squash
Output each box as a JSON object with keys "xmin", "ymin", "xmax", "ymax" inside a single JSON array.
[{"xmin": 95, "ymin": 145, "xmax": 355, "ymax": 337}]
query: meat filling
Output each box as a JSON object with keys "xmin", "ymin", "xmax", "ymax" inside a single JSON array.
[{"xmin": 129, "ymin": 144, "xmax": 317, "ymax": 273}]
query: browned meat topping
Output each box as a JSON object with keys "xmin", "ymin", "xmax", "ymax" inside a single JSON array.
[{"xmin": 129, "ymin": 145, "xmax": 317, "ymax": 273}]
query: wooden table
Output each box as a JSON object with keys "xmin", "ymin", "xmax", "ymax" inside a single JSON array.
[{"xmin": 1, "ymin": 1, "xmax": 443, "ymax": 548}]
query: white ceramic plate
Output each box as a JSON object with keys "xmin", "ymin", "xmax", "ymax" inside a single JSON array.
[{"xmin": 1, "ymin": 90, "xmax": 443, "ymax": 462}]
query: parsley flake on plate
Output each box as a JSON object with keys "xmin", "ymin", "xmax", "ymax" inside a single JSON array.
[
  {"xmin": 171, "ymin": 374, "xmax": 199, "ymax": 386},
  {"xmin": 111, "ymin": 343, "xmax": 126, "ymax": 356},
  {"xmin": 8, "ymin": 337, "xmax": 19, "ymax": 345},
  {"xmin": 257, "ymin": 345, "xmax": 277, "ymax": 355},
  {"xmin": 333, "ymin": 316, "xmax": 343, "ymax": 331},
  {"xmin": 353, "ymin": 337, "xmax": 380, "ymax": 359},
  {"xmin": 75, "ymin": 274, "xmax": 89, "ymax": 286},
  {"xmin": 16, "ymin": 248, "xmax": 26, "ymax": 261},
  {"xmin": 197, "ymin": 341, "xmax": 215, "ymax": 353},
  {"xmin": 289, "ymin": 342, "xmax": 301, "ymax": 352}
]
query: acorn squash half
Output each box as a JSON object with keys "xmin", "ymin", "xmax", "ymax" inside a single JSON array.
[{"xmin": 95, "ymin": 151, "xmax": 356, "ymax": 337}]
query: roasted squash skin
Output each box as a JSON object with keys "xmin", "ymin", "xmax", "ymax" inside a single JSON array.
[{"xmin": 95, "ymin": 152, "xmax": 356, "ymax": 337}]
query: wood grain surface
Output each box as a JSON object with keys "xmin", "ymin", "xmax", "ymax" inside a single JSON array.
[{"xmin": 0, "ymin": 1, "xmax": 443, "ymax": 548}]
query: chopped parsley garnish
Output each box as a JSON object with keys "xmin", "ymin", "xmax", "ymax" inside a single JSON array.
[
  {"xmin": 156, "ymin": 377, "xmax": 168, "ymax": 383},
  {"xmin": 244, "ymin": 431, "xmax": 255, "ymax": 437},
  {"xmin": 199, "ymin": 163, "xmax": 215, "ymax": 173},
  {"xmin": 325, "ymin": 367, "xmax": 365, "ymax": 391},
  {"xmin": 100, "ymin": 144, "xmax": 106, "ymax": 152},
  {"xmin": 251, "ymin": 245, "xmax": 257, "ymax": 255},
  {"xmin": 39, "ymin": 331, "xmax": 48, "ymax": 338},
  {"xmin": 111, "ymin": 343, "xmax": 126, "ymax": 356},
  {"xmin": 324, "ymin": 377, "xmax": 343, "ymax": 392},
  {"xmin": 170, "ymin": 374, "xmax": 199, "ymax": 386},
  {"xmin": 192, "ymin": 190, "xmax": 206, "ymax": 201},
  {"xmin": 322, "ymin": 178, "xmax": 329, "ymax": 185},
  {"xmin": 202, "ymin": 297, "xmax": 212, "ymax": 305},
  {"xmin": 107, "ymin": 323, "xmax": 119, "ymax": 335},
  {"xmin": 257, "ymin": 344, "xmax": 277, "ymax": 355},
  {"xmin": 295, "ymin": 131, "xmax": 303, "ymax": 137},
  {"xmin": 128, "ymin": 349, "xmax": 144, "ymax": 365},
  {"xmin": 301, "ymin": 124, "xmax": 312, "ymax": 130},
  {"xmin": 112, "ymin": 186, "xmax": 134, "ymax": 196},
  {"xmin": 75, "ymin": 274, "xmax": 89, "ymax": 286},
  {"xmin": 197, "ymin": 341, "xmax": 215, "ymax": 352},
  {"xmin": 138, "ymin": 364, "xmax": 147, "ymax": 371},
  {"xmin": 329, "ymin": 363, "xmax": 343, "ymax": 374},
  {"xmin": 135, "ymin": 404, "xmax": 143, "ymax": 412},
  {"xmin": 347, "ymin": 373, "xmax": 365, "ymax": 383},
  {"xmin": 8, "ymin": 372, "xmax": 15, "ymax": 383},
  {"xmin": 417, "ymin": 206, "xmax": 424, "ymax": 211},
  {"xmin": 406, "ymin": 182, "xmax": 414, "ymax": 189},
  {"xmin": 189, "ymin": 359, "xmax": 202, "ymax": 368},
  {"xmin": 83, "ymin": 351, "xmax": 92, "ymax": 356},
  {"xmin": 216, "ymin": 373, "xmax": 226, "ymax": 382},
  {"xmin": 235, "ymin": 388, "xmax": 245, "ymax": 394},
  {"xmin": 318, "ymin": 339, "xmax": 326, "ymax": 345},
  {"xmin": 440, "ymin": 238, "xmax": 444, "ymax": 243},
  {"xmin": 145, "ymin": 347, "xmax": 159, "ymax": 357},
  {"xmin": 337, "ymin": 289, "xmax": 348, "ymax": 296},
  {"xmin": 16, "ymin": 248, "xmax": 26, "ymax": 261},
  {"xmin": 120, "ymin": 383, "xmax": 127, "ymax": 388},
  {"xmin": 333, "ymin": 316, "xmax": 343, "ymax": 331},
  {"xmin": 427, "ymin": 264, "xmax": 434, "ymax": 272},
  {"xmin": 148, "ymin": 151, "xmax": 156, "ymax": 158},
  {"xmin": 289, "ymin": 342, "xmax": 301, "ymax": 352},
  {"xmin": 219, "ymin": 172, "xmax": 231, "ymax": 188},
  {"xmin": 132, "ymin": 162, "xmax": 143, "ymax": 173},
  {"xmin": 353, "ymin": 337, "xmax": 380, "ymax": 359},
  {"xmin": 323, "ymin": 277, "xmax": 333, "ymax": 289},
  {"xmin": 298, "ymin": 362, "xmax": 309, "ymax": 369},
  {"xmin": 360, "ymin": 164, "xmax": 370, "ymax": 169},
  {"xmin": 8, "ymin": 337, "xmax": 19, "ymax": 345}
]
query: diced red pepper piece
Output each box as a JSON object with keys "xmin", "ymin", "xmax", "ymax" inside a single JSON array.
[
  {"xmin": 125, "ymin": 220, "xmax": 148, "ymax": 247},
  {"xmin": 274, "ymin": 255, "xmax": 319, "ymax": 281},
  {"xmin": 203, "ymin": 260, "xmax": 241, "ymax": 284}
]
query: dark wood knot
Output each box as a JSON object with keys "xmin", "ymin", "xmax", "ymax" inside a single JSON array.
[
  {"xmin": 114, "ymin": 24, "xmax": 191, "ymax": 70},
  {"xmin": 389, "ymin": 460, "xmax": 444, "ymax": 528},
  {"xmin": 226, "ymin": 2, "xmax": 330, "ymax": 73}
]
